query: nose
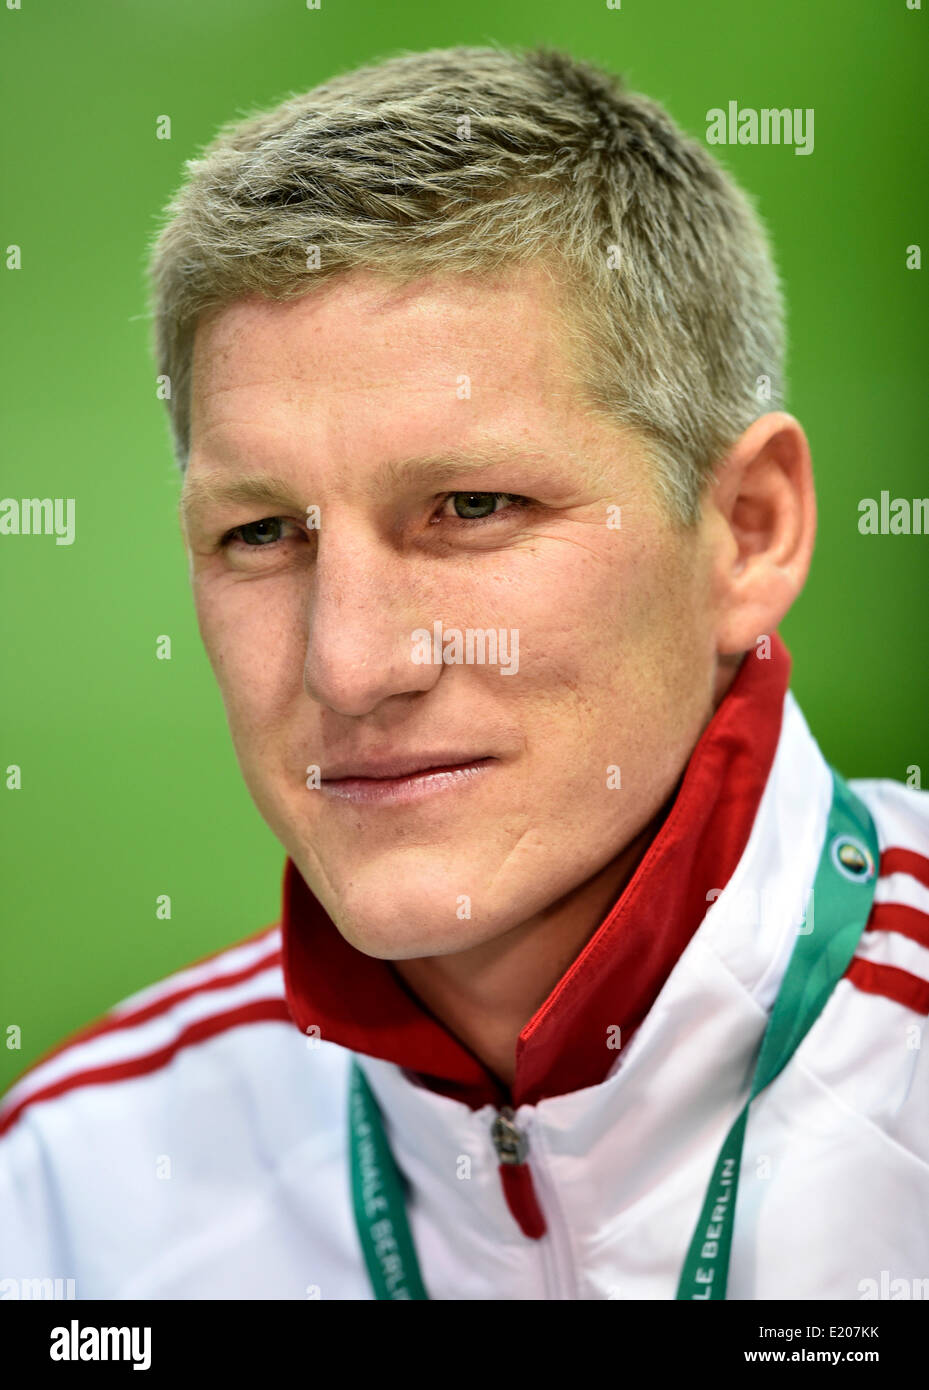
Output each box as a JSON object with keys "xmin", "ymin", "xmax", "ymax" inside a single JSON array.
[{"xmin": 302, "ymin": 526, "xmax": 440, "ymax": 717}]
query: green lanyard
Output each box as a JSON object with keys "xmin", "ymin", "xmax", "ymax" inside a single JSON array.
[{"xmin": 349, "ymin": 767, "xmax": 879, "ymax": 1301}]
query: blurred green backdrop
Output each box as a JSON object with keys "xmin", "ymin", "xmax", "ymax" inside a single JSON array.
[{"xmin": 2, "ymin": 0, "xmax": 927, "ymax": 1089}]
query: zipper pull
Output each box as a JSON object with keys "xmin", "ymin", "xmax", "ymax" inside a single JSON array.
[
  {"xmin": 491, "ymin": 1108, "xmax": 529, "ymax": 1165},
  {"xmin": 490, "ymin": 1108, "xmax": 547, "ymax": 1239}
]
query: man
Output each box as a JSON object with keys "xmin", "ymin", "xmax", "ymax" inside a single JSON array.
[{"xmin": 1, "ymin": 45, "xmax": 927, "ymax": 1301}]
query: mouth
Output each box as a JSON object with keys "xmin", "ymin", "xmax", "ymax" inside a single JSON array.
[{"xmin": 319, "ymin": 756, "xmax": 497, "ymax": 806}]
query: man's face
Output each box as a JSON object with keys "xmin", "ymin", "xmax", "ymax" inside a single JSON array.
[{"xmin": 183, "ymin": 265, "xmax": 723, "ymax": 959}]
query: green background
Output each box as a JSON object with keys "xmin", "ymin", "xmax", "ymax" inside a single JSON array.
[{"xmin": 1, "ymin": 0, "xmax": 926, "ymax": 1090}]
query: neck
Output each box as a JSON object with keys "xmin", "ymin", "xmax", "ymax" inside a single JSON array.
[{"xmin": 391, "ymin": 799, "xmax": 670, "ymax": 1091}]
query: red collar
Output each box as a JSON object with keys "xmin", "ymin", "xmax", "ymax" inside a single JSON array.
[{"xmin": 282, "ymin": 636, "xmax": 791, "ymax": 1110}]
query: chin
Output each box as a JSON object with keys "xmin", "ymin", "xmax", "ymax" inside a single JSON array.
[
  {"xmin": 308, "ymin": 863, "xmax": 520, "ymax": 961},
  {"xmin": 329, "ymin": 907, "xmax": 484, "ymax": 961},
  {"xmin": 289, "ymin": 835, "xmax": 485, "ymax": 936}
]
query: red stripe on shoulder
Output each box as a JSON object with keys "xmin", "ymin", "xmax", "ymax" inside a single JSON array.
[
  {"xmin": 4, "ymin": 924, "xmax": 282, "ymax": 1088},
  {"xmin": 0, "ymin": 998, "xmax": 294, "ymax": 1139},
  {"xmin": 866, "ymin": 903, "xmax": 929, "ymax": 951},
  {"xmin": 881, "ymin": 847, "xmax": 929, "ymax": 892},
  {"xmin": 845, "ymin": 958, "xmax": 929, "ymax": 1016},
  {"xmin": 59, "ymin": 948, "xmax": 282, "ymax": 1051}
]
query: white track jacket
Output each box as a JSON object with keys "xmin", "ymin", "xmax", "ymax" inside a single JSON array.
[{"xmin": 1, "ymin": 635, "xmax": 928, "ymax": 1300}]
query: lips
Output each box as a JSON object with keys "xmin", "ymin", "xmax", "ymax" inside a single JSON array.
[
  {"xmin": 318, "ymin": 754, "xmax": 498, "ymax": 807},
  {"xmin": 321, "ymin": 753, "xmax": 495, "ymax": 782}
]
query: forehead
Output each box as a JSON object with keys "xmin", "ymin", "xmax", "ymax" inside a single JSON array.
[{"xmin": 188, "ymin": 264, "xmax": 588, "ymax": 439}]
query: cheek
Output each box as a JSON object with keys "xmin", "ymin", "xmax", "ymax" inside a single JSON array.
[
  {"xmin": 501, "ymin": 530, "xmax": 661, "ymax": 683},
  {"xmin": 515, "ymin": 532, "xmax": 710, "ymax": 754},
  {"xmin": 195, "ymin": 580, "xmax": 305, "ymax": 738}
]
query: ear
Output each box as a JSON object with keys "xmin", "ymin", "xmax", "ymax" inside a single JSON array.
[{"xmin": 706, "ymin": 412, "xmax": 816, "ymax": 656}]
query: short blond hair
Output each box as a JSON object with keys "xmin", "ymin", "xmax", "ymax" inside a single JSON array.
[{"xmin": 147, "ymin": 44, "xmax": 785, "ymax": 523}]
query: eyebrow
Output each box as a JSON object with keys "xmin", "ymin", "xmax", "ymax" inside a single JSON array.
[
  {"xmin": 180, "ymin": 446, "xmax": 572, "ymax": 519},
  {"xmin": 380, "ymin": 447, "xmax": 558, "ymax": 489},
  {"xmin": 180, "ymin": 473, "xmax": 304, "ymax": 519}
]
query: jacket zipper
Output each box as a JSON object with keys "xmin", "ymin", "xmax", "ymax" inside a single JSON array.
[{"xmin": 490, "ymin": 1107, "xmax": 576, "ymax": 1297}]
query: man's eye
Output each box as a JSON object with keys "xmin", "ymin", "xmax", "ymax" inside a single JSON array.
[
  {"xmin": 224, "ymin": 517, "xmax": 289, "ymax": 546},
  {"xmin": 442, "ymin": 493, "xmax": 525, "ymax": 521}
]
